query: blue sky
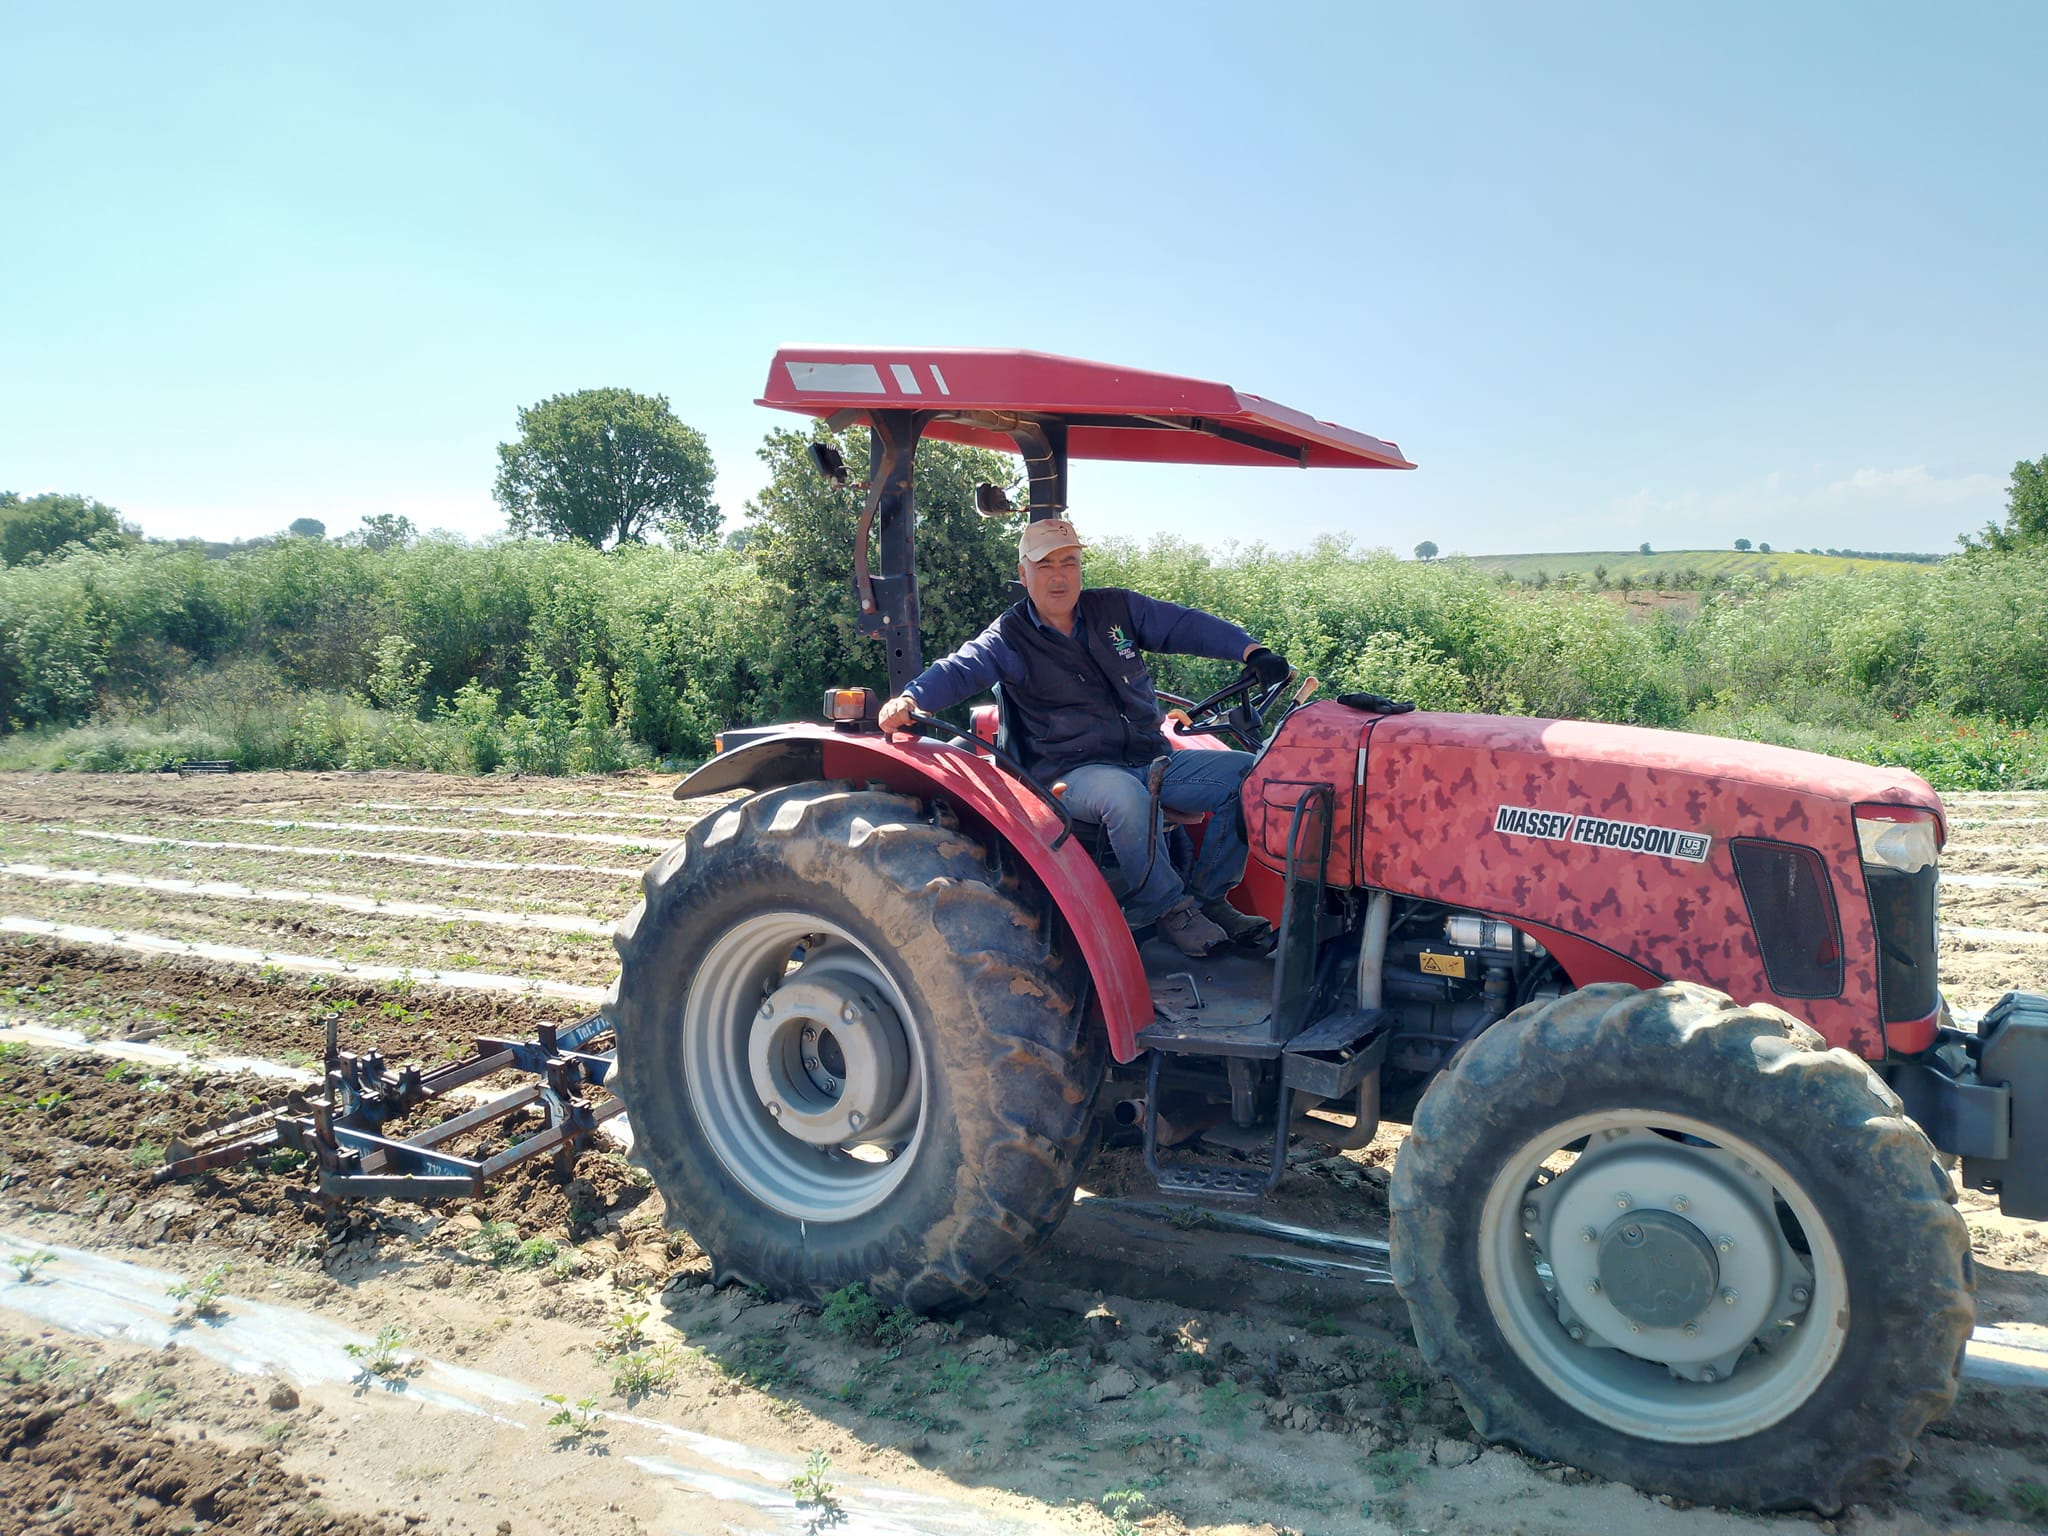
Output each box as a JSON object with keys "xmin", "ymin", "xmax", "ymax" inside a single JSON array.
[{"xmin": 4, "ymin": 3, "xmax": 2043, "ymax": 557}]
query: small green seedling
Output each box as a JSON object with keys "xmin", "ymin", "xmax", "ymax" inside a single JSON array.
[
  {"xmin": 790, "ymin": 1450, "xmax": 838, "ymax": 1508},
  {"xmin": 1366, "ymin": 1446, "xmax": 1422, "ymax": 1490},
  {"xmin": 600, "ymin": 1308, "xmax": 651, "ymax": 1358},
  {"xmin": 1101, "ymin": 1487, "xmax": 1151, "ymax": 1536},
  {"xmin": 1199, "ymin": 1377, "xmax": 1253, "ymax": 1435},
  {"xmin": 610, "ymin": 1345, "xmax": 678, "ymax": 1398},
  {"xmin": 166, "ymin": 1261, "xmax": 233, "ymax": 1319},
  {"xmin": 465, "ymin": 1219, "xmax": 522, "ymax": 1265},
  {"xmin": 2013, "ymin": 1478, "xmax": 2048, "ymax": 1525},
  {"xmin": 343, "ymin": 1324, "xmax": 409, "ymax": 1378},
  {"xmin": 818, "ymin": 1282, "xmax": 918, "ymax": 1346},
  {"xmin": 7, "ymin": 1249, "xmax": 57, "ymax": 1283},
  {"xmin": 544, "ymin": 1392, "xmax": 605, "ymax": 1442}
]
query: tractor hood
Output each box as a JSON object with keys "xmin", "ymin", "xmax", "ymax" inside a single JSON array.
[{"xmin": 1243, "ymin": 703, "xmax": 1944, "ymax": 1055}]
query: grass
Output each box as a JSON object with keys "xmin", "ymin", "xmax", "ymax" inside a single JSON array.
[
  {"xmin": 2, "ymin": 1346, "xmax": 62, "ymax": 1384},
  {"xmin": 118, "ymin": 1380, "xmax": 179, "ymax": 1422}
]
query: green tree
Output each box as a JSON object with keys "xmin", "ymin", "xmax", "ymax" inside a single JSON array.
[
  {"xmin": 1758, "ymin": 541, "xmax": 1771, "ymax": 553},
  {"xmin": 1413, "ymin": 540, "xmax": 1439, "ymax": 561},
  {"xmin": 1962, "ymin": 453, "xmax": 2048, "ymax": 552},
  {"xmin": 745, "ymin": 425, "xmax": 1023, "ymax": 718},
  {"xmin": 347, "ymin": 513, "xmax": 416, "ymax": 551},
  {"xmin": 495, "ymin": 388, "xmax": 719, "ymax": 549},
  {"xmin": 287, "ymin": 517, "xmax": 327, "ymax": 540},
  {"xmin": 1733, "ymin": 538, "xmax": 1752, "ymax": 552},
  {"xmin": 1638, "ymin": 542, "xmax": 1652, "ymax": 555},
  {"xmin": 0, "ymin": 492, "xmax": 135, "ymax": 566}
]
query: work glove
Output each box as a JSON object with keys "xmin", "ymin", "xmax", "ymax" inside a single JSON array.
[
  {"xmin": 1337, "ymin": 691, "xmax": 1417, "ymax": 715},
  {"xmin": 1244, "ymin": 646, "xmax": 1293, "ymax": 689}
]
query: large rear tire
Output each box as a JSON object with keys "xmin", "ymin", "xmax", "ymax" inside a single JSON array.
[
  {"xmin": 1389, "ymin": 982, "xmax": 1973, "ymax": 1512},
  {"xmin": 611, "ymin": 782, "xmax": 1103, "ymax": 1310}
]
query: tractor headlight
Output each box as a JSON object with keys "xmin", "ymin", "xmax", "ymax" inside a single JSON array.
[{"xmin": 822, "ymin": 687, "xmax": 880, "ymax": 726}]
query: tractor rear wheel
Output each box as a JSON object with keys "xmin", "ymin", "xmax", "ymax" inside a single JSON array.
[
  {"xmin": 611, "ymin": 781, "xmax": 1103, "ymax": 1310},
  {"xmin": 1389, "ymin": 982, "xmax": 1973, "ymax": 1512}
]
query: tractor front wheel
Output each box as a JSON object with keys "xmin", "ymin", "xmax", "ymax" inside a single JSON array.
[
  {"xmin": 611, "ymin": 782, "xmax": 1103, "ymax": 1310},
  {"xmin": 1389, "ymin": 982, "xmax": 1973, "ymax": 1512}
]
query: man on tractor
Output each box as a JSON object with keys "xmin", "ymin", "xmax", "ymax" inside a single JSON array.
[{"xmin": 876, "ymin": 514, "xmax": 1291, "ymax": 956}]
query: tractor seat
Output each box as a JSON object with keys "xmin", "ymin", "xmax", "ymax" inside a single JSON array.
[{"xmin": 971, "ymin": 689, "xmax": 1205, "ymax": 908}]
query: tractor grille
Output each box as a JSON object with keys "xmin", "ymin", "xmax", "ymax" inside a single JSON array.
[
  {"xmin": 1867, "ymin": 864, "xmax": 1940, "ymax": 1023},
  {"xmin": 1730, "ymin": 839, "xmax": 1844, "ymax": 999}
]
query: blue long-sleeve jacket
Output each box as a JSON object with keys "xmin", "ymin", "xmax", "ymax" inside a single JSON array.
[{"xmin": 903, "ymin": 587, "xmax": 1255, "ymax": 777}]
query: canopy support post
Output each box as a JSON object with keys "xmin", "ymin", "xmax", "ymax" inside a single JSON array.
[{"xmin": 855, "ymin": 409, "xmax": 927, "ymax": 697}]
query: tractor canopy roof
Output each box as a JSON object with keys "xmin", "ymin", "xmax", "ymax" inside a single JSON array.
[{"xmin": 758, "ymin": 346, "xmax": 1415, "ymax": 471}]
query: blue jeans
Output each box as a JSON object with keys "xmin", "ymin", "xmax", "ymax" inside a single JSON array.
[{"xmin": 1059, "ymin": 750, "xmax": 1255, "ymax": 926}]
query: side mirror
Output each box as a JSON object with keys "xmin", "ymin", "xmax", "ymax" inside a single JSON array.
[
  {"xmin": 973, "ymin": 483, "xmax": 1013, "ymax": 517},
  {"xmin": 808, "ymin": 442, "xmax": 848, "ymax": 486}
]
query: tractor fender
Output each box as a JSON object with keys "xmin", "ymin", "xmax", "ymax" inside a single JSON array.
[{"xmin": 674, "ymin": 725, "xmax": 1151, "ymax": 1062}]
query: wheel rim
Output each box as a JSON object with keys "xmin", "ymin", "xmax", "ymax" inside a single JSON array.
[
  {"xmin": 1478, "ymin": 1109, "xmax": 1849, "ymax": 1444},
  {"xmin": 683, "ymin": 911, "xmax": 927, "ymax": 1222}
]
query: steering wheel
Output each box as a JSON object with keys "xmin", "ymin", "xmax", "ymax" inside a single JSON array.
[{"xmin": 1163, "ymin": 665, "xmax": 1295, "ymax": 752}]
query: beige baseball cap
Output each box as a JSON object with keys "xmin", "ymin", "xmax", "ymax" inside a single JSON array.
[{"xmin": 1019, "ymin": 517, "xmax": 1085, "ymax": 563}]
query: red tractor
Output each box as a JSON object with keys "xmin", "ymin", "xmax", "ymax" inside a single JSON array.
[{"xmin": 611, "ymin": 348, "xmax": 2044, "ymax": 1511}]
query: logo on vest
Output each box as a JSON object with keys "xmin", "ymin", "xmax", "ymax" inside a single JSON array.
[{"xmin": 1106, "ymin": 623, "xmax": 1137, "ymax": 660}]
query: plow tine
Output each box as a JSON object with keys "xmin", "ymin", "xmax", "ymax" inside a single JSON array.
[{"xmin": 151, "ymin": 1011, "xmax": 625, "ymax": 1206}]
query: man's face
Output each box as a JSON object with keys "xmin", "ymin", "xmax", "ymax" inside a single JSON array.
[{"xmin": 1019, "ymin": 546, "xmax": 1082, "ymax": 623}]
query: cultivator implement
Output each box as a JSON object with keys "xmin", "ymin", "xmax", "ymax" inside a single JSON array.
[{"xmin": 155, "ymin": 1012, "xmax": 624, "ymax": 1203}]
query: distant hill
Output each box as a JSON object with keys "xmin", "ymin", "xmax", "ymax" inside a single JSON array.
[{"xmin": 1456, "ymin": 549, "xmax": 1945, "ymax": 583}]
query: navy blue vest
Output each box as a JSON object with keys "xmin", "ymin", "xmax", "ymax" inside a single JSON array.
[{"xmin": 994, "ymin": 588, "xmax": 1169, "ymax": 780}]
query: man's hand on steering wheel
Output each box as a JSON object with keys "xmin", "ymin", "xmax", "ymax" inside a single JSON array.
[
  {"xmin": 1243, "ymin": 645, "xmax": 1292, "ymax": 690},
  {"xmin": 878, "ymin": 692, "xmax": 918, "ymax": 732}
]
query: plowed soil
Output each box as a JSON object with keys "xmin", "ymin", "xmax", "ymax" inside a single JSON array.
[{"xmin": 3, "ymin": 770, "xmax": 2047, "ymax": 1536}]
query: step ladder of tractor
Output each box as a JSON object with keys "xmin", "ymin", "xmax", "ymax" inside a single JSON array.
[{"xmin": 1138, "ymin": 1008, "xmax": 1390, "ymax": 1202}]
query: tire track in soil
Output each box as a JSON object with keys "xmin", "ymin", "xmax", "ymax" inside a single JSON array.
[
  {"xmin": 0, "ymin": 862, "xmax": 615, "ymax": 936},
  {"xmin": 207, "ymin": 817, "xmax": 668, "ymax": 852},
  {"xmin": 59, "ymin": 826, "xmax": 647, "ymax": 879},
  {"xmin": 1, "ymin": 938, "xmax": 596, "ymax": 1062}
]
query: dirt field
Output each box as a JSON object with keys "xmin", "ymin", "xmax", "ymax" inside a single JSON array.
[{"xmin": 3, "ymin": 770, "xmax": 2047, "ymax": 1536}]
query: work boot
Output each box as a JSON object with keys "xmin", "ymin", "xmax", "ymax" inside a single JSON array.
[
  {"xmin": 1200, "ymin": 899, "xmax": 1273, "ymax": 946},
  {"xmin": 1155, "ymin": 897, "xmax": 1227, "ymax": 957}
]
